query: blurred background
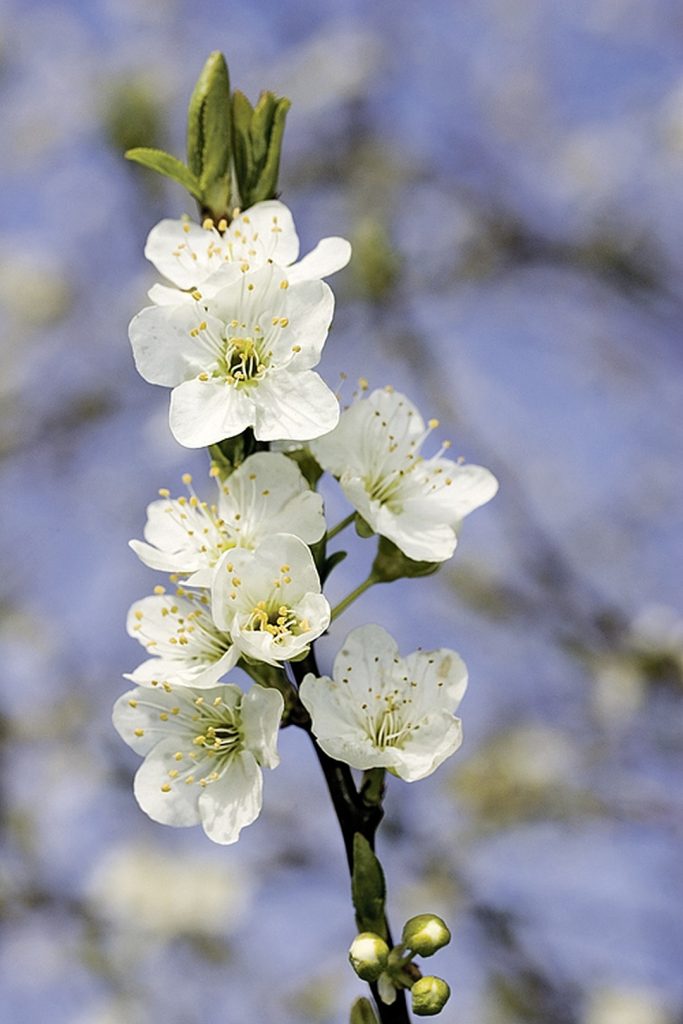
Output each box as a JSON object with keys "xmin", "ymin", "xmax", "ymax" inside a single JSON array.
[{"xmin": 1, "ymin": 1, "xmax": 682, "ymax": 1021}]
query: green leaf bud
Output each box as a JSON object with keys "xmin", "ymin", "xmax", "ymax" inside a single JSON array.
[
  {"xmin": 349, "ymin": 997, "xmax": 379, "ymax": 1024},
  {"xmin": 186, "ymin": 51, "xmax": 232, "ymax": 218},
  {"xmin": 402, "ymin": 914, "xmax": 451, "ymax": 957},
  {"xmin": 411, "ymin": 976, "xmax": 451, "ymax": 1016},
  {"xmin": 351, "ymin": 834, "xmax": 387, "ymax": 938},
  {"xmin": 348, "ymin": 932, "xmax": 390, "ymax": 982}
]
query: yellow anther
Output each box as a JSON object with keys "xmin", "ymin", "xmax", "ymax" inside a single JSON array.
[
  {"xmin": 199, "ymin": 321, "xmax": 207, "ymax": 331},
  {"xmin": 171, "ymin": 707, "xmax": 180, "ymax": 715},
  {"xmin": 134, "ymin": 610, "xmax": 143, "ymax": 621},
  {"xmin": 174, "ymin": 752, "xmax": 183, "ymax": 761},
  {"xmin": 209, "ymin": 464, "xmax": 220, "ymax": 477},
  {"xmin": 168, "ymin": 769, "xmax": 179, "ymax": 779},
  {"xmin": 182, "ymin": 473, "xmax": 192, "ymax": 485},
  {"xmin": 279, "ymin": 317, "xmax": 289, "ymax": 327},
  {"xmin": 247, "ymin": 283, "xmax": 254, "ymax": 291},
  {"xmin": 128, "ymin": 699, "xmax": 138, "ymax": 708},
  {"xmin": 159, "ymin": 712, "xmax": 169, "ymax": 721},
  {"xmin": 189, "ymin": 496, "xmax": 199, "ymax": 508},
  {"xmin": 194, "ymin": 696, "xmax": 205, "ymax": 706},
  {"xmin": 162, "ymin": 682, "xmax": 172, "ymax": 692},
  {"xmin": 428, "ymin": 418, "xmax": 439, "ymax": 429},
  {"xmin": 272, "ymin": 316, "xmax": 279, "ymax": 326},
  {"xmin": 191, "ymin": 289, "xmax": 203, "ymax": 301},
  {"xmin": 218, "ymin": 218, "xmax": 228, "ymax": 231},
  {"xmin": 134, "ymin": 728, "xmax": 144, "ymax": 737},
  {"xmin": 279, "ymin": 279, "xmax": 289, "ymax": 289},
  {"xmin": 202, "ymin": 217, "xmax": 214, "ymax": 230},
  {"xmin": 160, "ymin": 783, "xmax": 172, "ymax": 793},
  {"xmin": 185, "ymin": 775, "xmax": 195, "ymax": 784},
  {"xmin": 198, "ymin": 372, "xmax": 209, "ymax": 381},
  {"xmin": 158, "ymin": 488, "xmax": 170, "ymax": 498},
  {"xmin": 283, "ymin": 576, "xmax": 292, "ymax": 585},
  {"xmin": 153, "ymin": 585, "xmax": 166, "ymax": 596},
  {"xmin": 291, "ymin": 344, "xmax": 301, "ymax": 353},
  {"xmin": 359, "ymin": 377, "xmax": 369, "ymax": 391},
  {"xmin": 213, "ymin": 696, "xmax": 222, "ymax": 706},
  {"xmin": 183, "ymin": 223, "xmax": 191, "ymax": 233},
  {"xmin": 241, "ymin": 262, "xmax": 250, "ymax": 272}
]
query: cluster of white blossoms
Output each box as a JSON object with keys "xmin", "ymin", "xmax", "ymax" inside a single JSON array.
[{"xmin": 116, "ymin": 198, "xmax": 498, "ymax": 847}]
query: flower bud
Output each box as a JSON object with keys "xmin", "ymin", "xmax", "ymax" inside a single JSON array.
[
  {"xmin": 348, "ymin": 932, "xmax": 390, "ymax": 981},
  {"xmin": 402, "ymin": 914, "xmax": 451, "ymax": 956},
  {"xmin": 411, "ymin": 976, "xmax": 451, "ymax": 1016}
]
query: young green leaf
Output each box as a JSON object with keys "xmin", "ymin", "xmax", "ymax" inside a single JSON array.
[
  {"xmin": 124, "ymin": 148, "xmax": 201, "ymax": 199},
  {"xmin": 350, "ymin": 997, "xmax": 380, "ymax": 1024},
  {"xmin": 351, "ymin": 833, "xmax": 388, "ymax": 940}
]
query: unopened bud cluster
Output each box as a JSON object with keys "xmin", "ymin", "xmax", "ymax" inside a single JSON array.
[{"xmin": 348, "ymin": 914, "xmax": 452, "ymax": 1015}]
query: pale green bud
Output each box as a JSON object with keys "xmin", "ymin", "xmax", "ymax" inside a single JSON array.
[
  {"xmin": 402, "ymin": 914, "xmax": 451, "ymax": 957},
  {"xmin": 348, "ymin": 932, "xmax": 390, "ymax": 982},
  {"xmin": 411, "ymin": 976, "xmax": 451, "ymax": 1016}
]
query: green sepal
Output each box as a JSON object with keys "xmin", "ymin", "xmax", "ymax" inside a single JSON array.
[
  {"xmin": 371, "ymin": 536, "xmax": 440, "ymax": 583},
  {"xmin": 322, "ymin": 549, "xmax": 348, "ymax": 583},
  {"xmin": 355, "ymin": 515, "xmax": 375, "ymax": 539},
  {"xmin": 186, "ymin": 51, "xmax": 232, "ymax": 218},
  {"xmin": 124, "ymin": 148, "xmax": 201, "ymax": 199},
  {"xmin": 210, "ymin": 428, "xmax": 265, "ymax": 474},
  {"xmin": 283, "ymin": 447, "xmax": 323, "ymax": 487},
  {"xmin": 351, "ymin": 834, "xmax": 387, "ymax": 940},
  {"xmin": 350, "ymin": 997, "xmax": 379, "ymax": 1024}
]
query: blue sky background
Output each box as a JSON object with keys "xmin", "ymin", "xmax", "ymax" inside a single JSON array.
[{"xmin": 0, "ymin": 2, "xmax": 682, "ymax": 1022}]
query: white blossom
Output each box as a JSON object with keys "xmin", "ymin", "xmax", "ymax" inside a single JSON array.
[
  {"xmin": 112, "ymin": 681, "xmax": 283, "ymax": 845},
  {"xmin": 212, "ymin": 533, "xmax": 330, "ymax": 667},
  {"xmin": 86, "ymin": 840, "xmax": 252, "ymax": 937},
  {"xmin": 129, "ymin": 264, "xmax": 339, "ymax": 447},
  {"xmin": 311, "ymin": 387, "xmax": 498, "ymax": 562},
  {"xmin": 144, "ymin": 200, "xmax": 351, "ymax": 304},
  {"xmin": 129, "ymin": 455, "xmax": 325, "ymax": 587},
  {"xmin": 299, "ymin": 624, "xmax": 468, "ymax": 782},
  {"xmin": 125, "ymin": 589, "xmax": 237, "ymax": 689}
]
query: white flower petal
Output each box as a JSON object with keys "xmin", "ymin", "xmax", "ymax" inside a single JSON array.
[
  {"xmin": 271, "ymin": 279, "xmax": 334, "ymax": 370},
  {"xmin": 148, "ymin": 282, "xmax": 190, "ymax": 306},
  {"xmin": 145, "ymin": 219, "xmax": 225, "ymax": 289},
  {"xmin": 218, "ymin": 451, "xmax": 325, "ymax": 547},
  {"xmin": 393, "ymin": 714, "xmax": 463, "ymax": 782},
  {"xmin": 198, "ymin": 751, "xmax": 263, "ymax": 845},
  {"xmin": 253, "ymin": 371, "xmax": 339, "ymax": 441},
  {"xmin": 169, "ymin": 377, "xmax": 255, "ymax": 448},
  {"xmin": 112, "ymin": 686, "xmax": 181, "ymax": 755},
  {"xmin": 128, "ymin": 538, "xmax": 197, "ymax": 575},
  {"xmin": 241, "ymin": 686, "xmax": 284, "ymax": 769},
  {"xmin": 286, "ymin": 237, "xmax": 352, "ymax": 284},
  {"xmin": 133, "ymin": 737, "xmax": 202, "ymax": 827},
  {"xmin": 129, "ymin": 304, "xmax": 221, "ymax": 386},
  {"xmin": 227, "ymin": 200, "xmax": 299, "ymax": 267}
]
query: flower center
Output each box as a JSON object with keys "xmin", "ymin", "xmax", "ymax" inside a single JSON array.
[
  {"xmin": 367, "ymin": 703, "xmax": 412, "ymax": 750},
  {"xmin": 246, "ymin": 600, "xmax": 310, "ymax": 642},
  {"xmin": 217, "ymin": 331, "xmax": 269, "ymax": 386}
]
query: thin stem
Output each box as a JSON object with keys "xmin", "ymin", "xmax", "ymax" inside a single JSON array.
[
  {"xmin": 326, "ymin": 511, "xmax": 356, "ymax": 541},
  {"xmin": 289, "ymin": 650, "xmax": 412, "ymax": 1023},
  {"xmin": 331, "ymin": 574, "xmax": 376, "ymax": 621}
]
